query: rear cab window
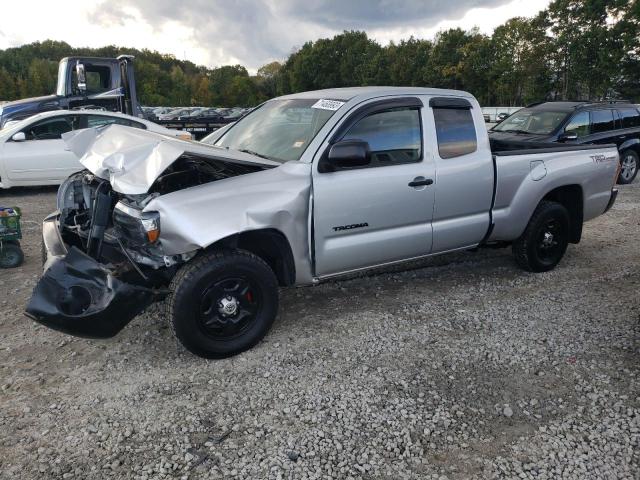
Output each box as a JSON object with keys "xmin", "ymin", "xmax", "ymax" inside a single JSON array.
[{"xmin": 432, "ymin": 106, "xmax": 477, "ymax": 159}]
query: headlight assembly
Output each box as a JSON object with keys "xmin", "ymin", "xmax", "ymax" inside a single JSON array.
[{"xmin": 113, "ymin": 201, "xmax": 161, "ymax": 244}]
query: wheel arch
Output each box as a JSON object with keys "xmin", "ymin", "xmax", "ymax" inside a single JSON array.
[
  {"xmin": 541, "ymin": 184, "xmax": 583, "ymax": 244},
  {"xmin": 206, "ymin": 228, "xmax": 296, "ymax": 286},
  {"xmin": 619, "ymin": 138, "xmax": 640, "ymax": 153}
]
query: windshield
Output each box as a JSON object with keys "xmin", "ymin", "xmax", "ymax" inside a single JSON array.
[
  {"xmin": 215, "ymin": 99, "xmax": 339, "ymax": 162},
  {"xmin": 492, "ymin": 109, "xmax": 569, "ymax": 135}
]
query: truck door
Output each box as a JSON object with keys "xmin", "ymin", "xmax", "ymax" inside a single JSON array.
[
  {"xmin": 312, "ymin": 97, "xmax": 436, "ymax": 277},
  {"xmin": 3, "ymin": 115, "xmax": 82, "ymax": 183},
  {"xmin": 427, "ymin": 97, "xmax": 494, "ymax": 252}
]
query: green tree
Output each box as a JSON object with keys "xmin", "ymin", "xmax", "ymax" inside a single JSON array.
[
  {"xmin": 256, "ymin": 61, "xmax": 282, "ymax": 98},
  {"xmin": 383, "ymin": 37, "xmax": 433, "ymax": 86},
  {"xmin": 546, "ymin": 0, "xmax": 627, "ymax": 100},
  {"xmin": 168, "ymin": 65, "xmax": 190, "ymax": 105},
  {"xmin": 424, "ymin": 28, "xmax": 473, "ymax": 90},
  {"xmin": 490, "ymin": 16, "xmax": 553, "ymax": 105},
  {"xmin": 0, "ymin": 68, "xmax": 18, "ymax": 100},
  {"xmin": 280, "ymin": 31, "xmax": 383, "ymax": 92}
]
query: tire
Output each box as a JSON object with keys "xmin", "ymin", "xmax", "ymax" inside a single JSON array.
[
  {"xmin": 0, "ymin": 242, "xmax": 24, "ymax": 269},
  {"xmin": 513, "ymin": 201, "xmax": 570, "ymax": 273},
  {"xmin": 617, "ymin": 150, "xmax": 639, "ymax": 185},
  {"xmin": 167, "ymin": 249, "xmax": 279, "ymax": 359}
]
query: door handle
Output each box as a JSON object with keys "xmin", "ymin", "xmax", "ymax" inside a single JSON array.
[{"xmin": 408, "ymin": 178, "xmax": 433, "ymax": 187}]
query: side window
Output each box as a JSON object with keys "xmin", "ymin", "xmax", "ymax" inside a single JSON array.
[
  {"xmin": 341, "ymin": 108, "xmax": 422, "ymax": 166},
  {"xmin": 23, "ymin": 116, "xmax": 79, "ymax": 140},
  {"xmin": 590, "ymin": 109, "xmax": 615, "ymax": 133},
  {"xmin": 72, "ymin": 66, "xmax": 111, "ymax": 94},
  {"xmin": 87, "ymin": 115, "xmax": 145, "ymax": 129},
  {"xmin": 564, "ymin": 111, "xmax": 590, "ymax": 137},
  {"xmin": 618, "ymin": 109, "xmax": 640, "ymax": 129},
  {"xmin": 433, "ymin": 108, "xmax": 477, "ymax": 159}
]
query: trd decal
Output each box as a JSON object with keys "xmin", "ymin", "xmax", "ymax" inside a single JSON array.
[
  {"xmin": 590, "ymin": 154, "xmax": 617, "ymax": 164},
  {"xmin": 332, "ymin": 222, "xmax": 369, "ymax": 232}
]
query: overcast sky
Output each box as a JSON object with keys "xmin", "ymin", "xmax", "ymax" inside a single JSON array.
[{"xmin": 0, "ymin": 0, "xmax": 551, "ymax": 71}]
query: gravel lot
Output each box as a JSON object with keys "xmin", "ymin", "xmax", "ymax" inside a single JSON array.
[{"xmin": 0, "ymin": 183, "xmax": 638, "ymax": 480}]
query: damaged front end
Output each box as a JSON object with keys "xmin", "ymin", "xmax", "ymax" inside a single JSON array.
[
  {"xmin": 26, "ymin": 125, "xmax": 285, "ymax": 339},
  {"xmin": 27, "ymin": 157, "xmax": 269, "ymax": 338}
]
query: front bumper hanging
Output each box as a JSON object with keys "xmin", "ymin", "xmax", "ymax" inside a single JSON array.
[{"xmin": 25, "ymin": 215, "xmax": 160, "ymax": 339}]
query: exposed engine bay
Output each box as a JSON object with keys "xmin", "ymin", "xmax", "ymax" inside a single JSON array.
[{"xmin": 149, "ymin": 154, "xmax": 265, "ymax": 195}]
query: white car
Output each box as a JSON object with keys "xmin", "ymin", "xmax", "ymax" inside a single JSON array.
[{"xmin": 0, "ymin": 110, "xmax": 191, "ymax": 189}]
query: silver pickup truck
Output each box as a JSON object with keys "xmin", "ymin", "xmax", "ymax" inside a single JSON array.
[{"xmin": 26, "ymin": 87, "xmax": 620, "ymax": 358}]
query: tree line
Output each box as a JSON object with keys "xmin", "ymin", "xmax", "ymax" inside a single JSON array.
[{"xmin": 0, "ymin": 0, "xmax": 637, "ymax": 107}]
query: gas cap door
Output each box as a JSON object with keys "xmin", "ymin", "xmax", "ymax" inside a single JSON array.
[{"xmin": 530, "ymin": 160, "xmax": 547, "ymax": 181}]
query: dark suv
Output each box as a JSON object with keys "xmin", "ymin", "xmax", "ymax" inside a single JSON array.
[{"xmin": 489, "ymin": 101, "xmax": 640, "ymax": 184}]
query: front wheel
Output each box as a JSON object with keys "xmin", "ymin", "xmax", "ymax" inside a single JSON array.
[
  {"xmin": 617, "ymin": 150, "xmax": 638, "ymax": 185},
  {"xmin": 167, "ymin": 249, "xmax": 279, "ymax": 359},
  {"xmin": 513, "ymin": 201, "xmax": 570, "ymax": 272}
]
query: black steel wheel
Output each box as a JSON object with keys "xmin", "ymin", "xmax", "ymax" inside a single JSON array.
[
  {"xmin": 0, "ymin": 242, "xmax": 24, "ymax": 269},
  {"xmin": 198, "ymin": 276, "xmax": 261, "ymax": 340},
  {"xmin": 617, "ymin": 150, "xmax": 638, "ymax": 185},
  {"xmin": 167, "ymin": 249, "xmax": 278, "ymax": 359},
  {"xmin": 513, "ymin": 201, "xmax": 570, "ymax": 272}
]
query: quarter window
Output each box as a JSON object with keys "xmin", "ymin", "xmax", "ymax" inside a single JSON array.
[
  {"xmin": 590, "ymin": 110, "xmax": 615, "ymax": 133},
  {"xmin": 564, "ymin": 111, "xmax": 590, "ymax": 137},
  {"xmin": 341, "ymin": 108, "xmax": 422, "ymax": 166},
  {"xmin": 433, "ymin": 108, "xmax": 477, "ymax": 159},
  {"xmin": 618, "ymin": 108, "xmax": 640, "ymax": 129}
]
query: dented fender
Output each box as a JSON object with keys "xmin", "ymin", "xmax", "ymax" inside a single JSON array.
[{"xmin": 144, "ymin": 161, "xmax": 315, "ymax": 284}]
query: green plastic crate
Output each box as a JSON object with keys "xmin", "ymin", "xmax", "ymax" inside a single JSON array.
[{"xmin": 0, "ymin": 207, "xmax": 22, "ymax": 242}]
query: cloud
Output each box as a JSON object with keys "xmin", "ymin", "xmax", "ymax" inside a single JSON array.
[
  {"xmin": 87, "ymin": 0, "xmax": 517, "ymax": 69},
  {"xmin": 0, "ymin": 0, "xmax": 550, "ymax": 70},
  {"xmin": 278, "ymin": 0, "xmax": 511, "ymax": 28}
]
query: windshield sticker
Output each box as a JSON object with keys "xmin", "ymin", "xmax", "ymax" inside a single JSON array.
[
  {"xmin": 312, "ymin": 99, "xmax": 345, "ymax": 111},
  {"xmin": 293, "ymin": 141, "xmax": 305, "ymax": 148}
]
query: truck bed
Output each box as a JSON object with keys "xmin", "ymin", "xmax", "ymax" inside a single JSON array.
[{"xmin": 488, "ymin": 142, "xmax": 619, "ymax": 243}]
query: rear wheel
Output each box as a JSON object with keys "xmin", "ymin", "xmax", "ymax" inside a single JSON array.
[
  {"xmin": 167, "ymin": 249, "xmax": 279, "ymax": 359},
  {"xmin": 617, "ymin": 150, "xmax": 638, "ymax": 184},
  {"xmin": 513, "ymin": 201, "xmax": 570, "ymax": 272},
  {"xmin": 0, "ymin": 242, "xmax": 24, "ymax": 269}
]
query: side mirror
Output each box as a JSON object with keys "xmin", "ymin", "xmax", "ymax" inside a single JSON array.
[
  {"xmin": 321, "ymin": 140, "xmax": 371, "ymax": 172},
  {"xmin": 559, "ymin": 131, "xmax": 578, "ymax": 142},
  {"xmin": 11, "ymin": 132, "xmax": 26, "ymax": 142},
  {"xmin": 75, "ymin": 61, "xmax": 86, "ymax": 94}
]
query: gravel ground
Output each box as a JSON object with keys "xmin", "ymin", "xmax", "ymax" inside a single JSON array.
[{"xmin": 0, "ymin": 183, "xmax": 638, "ymax": 480}]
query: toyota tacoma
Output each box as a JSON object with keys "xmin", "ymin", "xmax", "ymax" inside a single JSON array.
[{"xmin": 26, "ymin": 87, "xmax": 620, "ymax": 358}]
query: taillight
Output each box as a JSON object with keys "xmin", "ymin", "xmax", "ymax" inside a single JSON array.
[{"xmin": 613, "ymin": 160, "xmax": 622, "ymax": 188}]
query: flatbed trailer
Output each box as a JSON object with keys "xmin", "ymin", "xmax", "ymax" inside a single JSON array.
[{"xmin": 154, "ymin": 120, "xmax": 231, "ymax": 140}]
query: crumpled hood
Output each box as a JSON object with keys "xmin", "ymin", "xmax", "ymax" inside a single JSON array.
[{"xmin": 63, "ymin": 124, "xmax": 280, "ymax": 195}]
